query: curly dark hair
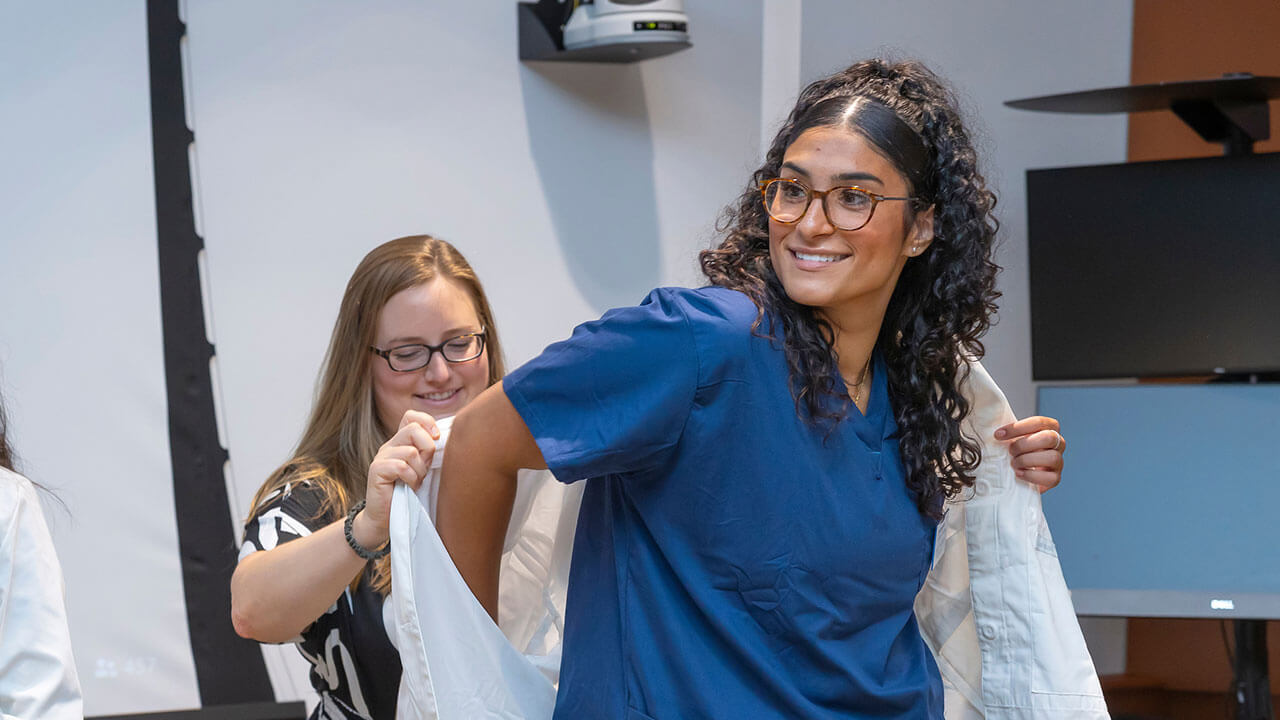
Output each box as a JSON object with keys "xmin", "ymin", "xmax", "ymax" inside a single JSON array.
[{"xmin": 700, "ymin": 58, "xmax": 1001, "ymax": 518}]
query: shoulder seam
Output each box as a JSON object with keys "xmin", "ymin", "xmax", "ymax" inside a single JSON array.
[{"xmin": 665, "ymin": 291, "xmax": 701, "ymax": 456}]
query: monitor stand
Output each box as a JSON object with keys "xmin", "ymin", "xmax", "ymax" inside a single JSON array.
[
  {"xmin": 1005, "ymin": 73, "xmax": 1280, "ymax": 156},
  {"xmin": 1235, "ymin": 620, "xmax": 1275, "ymax": 720}
]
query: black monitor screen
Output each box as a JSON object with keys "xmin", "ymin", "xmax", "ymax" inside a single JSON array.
[{"xmin": 1027, "ymin": 152, "xmax": 1280, "ymax": 380}]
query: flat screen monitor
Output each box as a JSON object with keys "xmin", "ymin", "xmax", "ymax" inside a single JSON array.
[
  {"xmin": 1027, "ymin": 152, "xmax": 1280, "ymax": 381},
  {"xmin": 1037, "ymin": 382, "xmax": 1280, "ymax": 618}
]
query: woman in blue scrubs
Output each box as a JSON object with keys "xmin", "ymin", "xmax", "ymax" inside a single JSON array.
[{"xmin": 437, "ymin": 59, "xmax": 1066, "ymax": 718}]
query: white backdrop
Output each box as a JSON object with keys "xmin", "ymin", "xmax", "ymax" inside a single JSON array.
[
  {"xmin": 0, "ymin": 1, "xmax": 202, "ymax": 714},
  {"xmin": 0, "ymin": 1, "xmax": 1132, "ymax": 714}
]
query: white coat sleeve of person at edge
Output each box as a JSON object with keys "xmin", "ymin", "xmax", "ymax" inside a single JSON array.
[
  {"xmin": 386, "ymin": 361, "xmax": 1107, "ymax": 720},
  {"xmin": 0, "ymin": 467, "xmax": 83, "ymax": 720}
]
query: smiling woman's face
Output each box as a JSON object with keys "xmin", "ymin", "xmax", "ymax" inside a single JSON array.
[
  {"xmin": 369, "ymin": 277, "xmax": 490, "ymax": 431},
  {"xmin": 767, "ymin": 125, "xmax": 933, "ymax": 327}
]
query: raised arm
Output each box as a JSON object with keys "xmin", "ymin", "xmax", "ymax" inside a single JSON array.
[
  {"xmin": 436, "ymin": 382, "xmax": 546, "ymax": 619},
  {"xmin": 231, "ymin": 414, "xmax": 437, "ymax": 643},
  {"xmin": 231, "ymin": 512, "xmax": 384, "ymax": 643}
]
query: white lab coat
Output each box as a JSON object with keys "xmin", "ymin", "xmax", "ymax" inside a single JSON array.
[
  {"xmin": 0, "ymin": 468, "xmax": 83, "ymax": 720},
  {"xmin": 915, "ymin": 360, "xmax": 1110, "ymax": 719},
  {"xmin": 388, "ymin": 360, "xmax": 1109, "ymax": 719}
]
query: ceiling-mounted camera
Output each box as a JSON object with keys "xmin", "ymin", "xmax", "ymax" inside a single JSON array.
[{"xmin": 519, "ymin": 0, "xmax": 691, "ymax": 63}]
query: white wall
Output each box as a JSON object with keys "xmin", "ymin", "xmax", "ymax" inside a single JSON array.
[
  {"xmin": 0, "ymin": 1, "xmax": 1136, "ymax": 714},
  {"xmin": 0, "ymin": 1, "xmax": 203, "ymax": 714},
  {"xmin": 182, "ymin": 0, "xmax": 765, "ymax": 550}
]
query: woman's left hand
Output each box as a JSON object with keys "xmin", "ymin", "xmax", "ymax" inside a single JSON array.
[{"xmin": 994, "ymin": 416, "xmax": 1065, "ymax": 493}]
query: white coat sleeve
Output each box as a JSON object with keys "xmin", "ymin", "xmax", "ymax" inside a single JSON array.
[
  {"xmin": 916, "ymin": 360, "xmax": 1109, "ymax": 720},
  {"xmin": 0, "ymin": 470, "xmax": 83, "ymax": 720}
]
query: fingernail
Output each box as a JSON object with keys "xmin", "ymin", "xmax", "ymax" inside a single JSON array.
[
  {"xmin": 994, "ymin": 428, "xmax": 1007, "ymax": 439},
  {"xmin": 1015, "ymin": 470, "xmax": 1025, "ymax": 477}
]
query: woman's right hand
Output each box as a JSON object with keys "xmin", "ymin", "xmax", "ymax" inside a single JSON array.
[
  {"xmin": 351, "ymin": 410, "xmax": 440, "ymax": 550},
  {"xmin": 233, "ymin": 411, "xmax": 440, "ymax": 642}
]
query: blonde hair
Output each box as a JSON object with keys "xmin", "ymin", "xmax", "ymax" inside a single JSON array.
[{"xmin": 246, "ymin": 235, "xmax": 506, "ymax": 594}]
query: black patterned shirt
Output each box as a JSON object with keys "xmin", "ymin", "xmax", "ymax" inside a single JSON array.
[{"xmin": 239, "ymin": 479, "xmax": 402, "ymax": 719}]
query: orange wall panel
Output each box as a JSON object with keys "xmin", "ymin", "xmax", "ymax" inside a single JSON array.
[{"xmin": 1129, "ymin": 0, "xmax": 1280, "ymax": 161}]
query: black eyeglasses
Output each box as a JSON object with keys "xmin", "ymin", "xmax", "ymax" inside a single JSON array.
[
  {"xmin": 760, "ymin": 178, "xmax": 914, "ymax": 231},
  {"xmin": 370, "ymin": 329, "xmax": 486, "ymax": 372}
]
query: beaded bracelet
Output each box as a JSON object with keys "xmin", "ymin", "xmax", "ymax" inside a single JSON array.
[{"xmin": 344, "ymin": 499, "xmax": 390, "ymax": 560}]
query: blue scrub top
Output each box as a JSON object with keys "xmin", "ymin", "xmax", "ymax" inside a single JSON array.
[{"xmin": 504, "ymin": 287, "xmax": 942, "ymax": 719}]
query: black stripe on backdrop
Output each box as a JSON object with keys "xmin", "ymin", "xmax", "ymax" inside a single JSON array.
[{"xmin": 145, "ymin": 0, "xmax": 277, "ymax": 707}]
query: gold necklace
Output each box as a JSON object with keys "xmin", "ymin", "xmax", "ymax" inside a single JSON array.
[{"xmin": 843, "ymin": 357, "xmax": 873, "ymax": 407}]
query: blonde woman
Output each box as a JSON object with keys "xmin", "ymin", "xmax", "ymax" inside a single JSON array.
[{"xmin": 231, "ymin": 235, "xmax": 505, "ymax": 719}]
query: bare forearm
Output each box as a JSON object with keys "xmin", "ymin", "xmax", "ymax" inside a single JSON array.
[
  {"xmin": 230, "ymin": 510, "xmax": 383, "ymax": 643},
  {"xmin": 437, "ymin": 382, "xmax": 544, "ymax": 619}
]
